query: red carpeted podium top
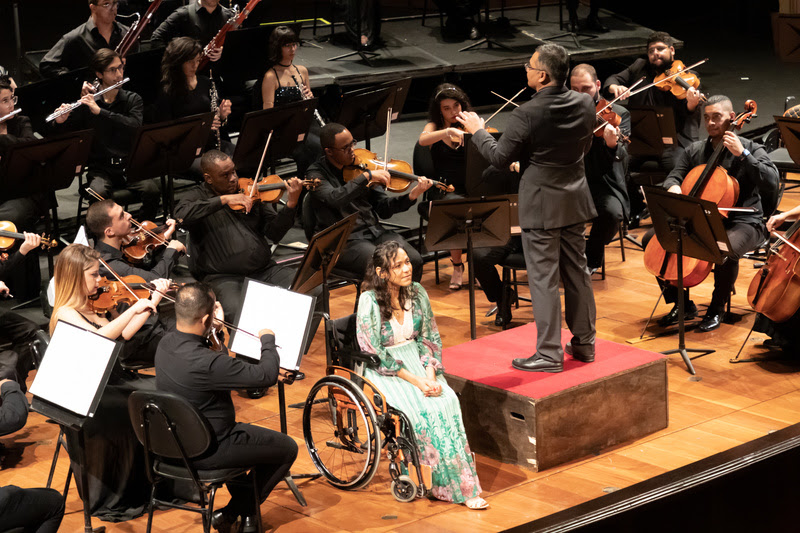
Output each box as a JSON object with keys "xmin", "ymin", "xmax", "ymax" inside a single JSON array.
[{"xmin": 442, "ymin": 324, "xmax": 666, "ymax": 399}]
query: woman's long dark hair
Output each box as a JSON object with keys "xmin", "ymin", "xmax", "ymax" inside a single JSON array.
[
  {"xmin": 427, "ymin": 83, "xmax": 472, "ymax": 130},
  {"xmin": 363, "ymin": 241, "xmax": 416, "ymax": 322},
  {"xmin": 268, "ymin": 26, "xmax": 300, "ymax": 66},
  {"xmin": 160, "ymin": 37, "xmax": 202, "ymax": 99}
]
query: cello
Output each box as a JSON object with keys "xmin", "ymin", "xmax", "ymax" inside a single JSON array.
[
  {"xmin": 747, "ymin": 220, "xmax": 800, "ymax": 322},
  {"xmin": 643, "ymin": 100, "xmax": 758, "ymax": 287}
]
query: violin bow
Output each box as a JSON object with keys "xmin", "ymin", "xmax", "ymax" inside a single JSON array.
[
  {"xmin": 491, "ymin": 91, "xmax": 520, "ymax": 108},
  {"xmin": 597, "ymin": 77, "xmax": 645, "ymax": 116},
  {"xmin": 383, "ymin": 107, "xmax": 392, "ymax": 172},
  {"xmin": 249, "ymin": 130, "xmax": 273, "ymax": 198},
  {"xmin": 627, "ymin": 58, "xmax": 709, "ymax": 98},
  {"xmin": 97, "ymin": 257, "xmax": 148, "ymax": 304},
  {"xmin": 485, "ymin": 87, "xmax": 527, "ymax": 125},
  {"xmin": 86, "ymin": 187, "xmax": 170, "ymax": 249}
]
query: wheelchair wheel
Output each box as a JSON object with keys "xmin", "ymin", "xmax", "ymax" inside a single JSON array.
[
  {"xmin": 391, "ymin": 475, "xmax": 418, "ymax": 503},
  {"xmin": 303, "ymin": 375, "xmax": 381, "ymax": 490}
]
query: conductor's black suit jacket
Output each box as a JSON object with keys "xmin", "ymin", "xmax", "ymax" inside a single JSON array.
[{"xmin": 471, "ymin": 85, "xmax": 596, "ymax": 230}]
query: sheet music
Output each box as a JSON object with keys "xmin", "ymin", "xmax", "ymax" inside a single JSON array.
[
  {"xmin": 229, "ymin": 280, "xmax": 314, "ymax": 369},
  {"xmin": 30, "ymin": 321, "xmax": 118, "ymax": 417}
]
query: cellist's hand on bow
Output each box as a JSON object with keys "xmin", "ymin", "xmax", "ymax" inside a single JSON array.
[
  {"xmin": 767, "ymin": 212, "xmax": 789, "ymax": 233},
  {"xmin": 722, "ymin": 131, "xmax": 744, "ymax": 158},
  {"xmin": 222, "ymin": 193, "xmax": 253, "ymax": 214},
  {"xmin": 366, "ymin": 169, "xmax": 391, "ymax": 188},
  {"xmin": 455, "ymin": 111, "xmax": 484, "ymax": 135},
  {"xmin": 409, "ymin": 177, "xmax": 433, "ymax": 201},
  {"xmin": 284, "ymin": 177, "xmax": 303, "ymax": 208}
]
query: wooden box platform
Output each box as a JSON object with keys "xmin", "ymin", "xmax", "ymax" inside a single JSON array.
[{"xmin": 443, "ymin": 325, "xmax": 668, "ymax": 471}]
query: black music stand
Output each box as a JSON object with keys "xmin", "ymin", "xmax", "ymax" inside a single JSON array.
[
  {"xmin": 426, "ymin": 198, "xmax": 511, "ymax": 340},
  {"xmin": 126, "ymin": 112, "xmax": 214, "ymax": 218},
  {"xmin": 342, "ymin": 77, "xmax": 412, "ymax": 123},
  {"xmin": 232, "ymin": 100, "xmax": 318, "ymax": 175},
  {"xmin": 643, "ymin": 186, "xmax": 730, "ymax": 376},
  {"xmin": 336, "ymin": 85, "xmax": 395, "ymax": 151},
  {"xmin": 773, "ymin": 115, "xmax": 800, "ymax": 192},
  {"xmin": 30, "ymin": 321, "xmax": 122, "ymax": 533},
  {"xmin": 1, "ymin": 129, "xmax": 94, "ymax": 272},
  {"xmin": 628, "ymin": 106, "xmax": 678, "ymax": 159},
  {"xmin": 459, "ymin": 0, "xmax": 515, "ymax": 52}
]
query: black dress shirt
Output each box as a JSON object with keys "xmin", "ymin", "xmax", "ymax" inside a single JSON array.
[
  {"xmin": 95, "ymin": 240, "xmax": 179, "ymax": 282},
  {"xmin": 54, "ymin": 89, "xmax": 143, "ymax": 172},
  {"xmin": 174, "ymin": 183, "xmax": 297, "ymax": 279},
  {"xmin": 0, "ymin": 380, "xmax": 28, "ymax": 437},
  {"xmin": 0, "ymin": 114, "xmax": 35, "ymax": 160},
  {"xmin": 603, "ymin": 58, "xmax": 701, "ymax": 150},
  {"xmin": 153, "ymin": 76, "xmax": 223, "ymax": 150},
  {"xmin": 307, "ymin": 156, "xmax": 415, "ymax": 240},
  {"xmin": 584, "ymin": 102, "xmax": 631, "ymax": 218},
  {"xmin": 155, "ymin": 330, "xmax": 279, "ymax": 440},
  {"xmin": 150, "ymin": 2, "xmax": 234, "ymax": 48},
  {"xmin": 39, "ymin": 17, "xmax": 134, "ymax": 78},
  {"xmin": 664, "ymin": 136, "xmax": 779, "ymax": 227}
]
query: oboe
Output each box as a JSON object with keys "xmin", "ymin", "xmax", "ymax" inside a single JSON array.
[
  {"xmin": 291, "ymin": 74, "xmax": 325, "ymax": 127},
  {"xmin": 0, "ymin": 109, "xmax": 21, "ymax": 124},
  {"xmin": 209, "ymin": 71, "xmax": 222, "ymax": 150},
  {"xmin": 45, "ymin": 78, "xmax": 130, "ymax": 122}
]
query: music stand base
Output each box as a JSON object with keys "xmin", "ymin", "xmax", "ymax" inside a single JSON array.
[
  {"xmin": 661, "ymin": 347, "xmax": 714, "ymax": 376},
  {"xmin": 459, "ymin": 37, "xmax": 515, "ymax": 52},
  {"xmin": 327, "ymin": 49, "xmax": 380, "ymax": 65},
  {"xmin": 540, "ymin": 30, "xmax": 597, "ymax": 48}
]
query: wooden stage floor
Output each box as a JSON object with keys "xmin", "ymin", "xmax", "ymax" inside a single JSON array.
[{"xmin": 3, "ymin": 189, "xmax": 800, "ymax": 532}]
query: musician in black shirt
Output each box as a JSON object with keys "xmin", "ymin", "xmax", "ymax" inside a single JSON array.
[
  {"xmin": 155, "ymin": 283, "xmax": 296, "ymax": 532},
  {"xmin": 150, "ymin": 0, "xmax": 230, "ymax": 62},
  {"xmin": 39, "ymin": 0, "xmax": 136, "ymax": 78}
]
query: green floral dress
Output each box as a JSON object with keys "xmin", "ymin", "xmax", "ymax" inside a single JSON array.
[{"xmin": 356, "ymin": 283, "xmax": 482, "ymax": 503}]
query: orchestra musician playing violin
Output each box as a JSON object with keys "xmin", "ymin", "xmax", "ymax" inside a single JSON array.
[
  {"xmin": 174, "ymin": 150, "xmax": 323, "ymax": 344},
  {"xmin": 53, "ymin": 49, "xmax": 162, "ymax": 221},
  {"xmin": 307, "ymin": 123, "xmax": 433, "ymax": 283},
  {"xmin": 458, "ymin": 44, "xmax": 597, "ymax": 373},
  {"xmin": 604, "ymin": 31, "xmax": 702, "ymax": 227},
  {"xmin": 569, "ymin": 63, "xmax": 631, "ymax": 273},
  {"xmin": 150, "ymin": 0, "xmax": 231, "ymax": 62},
  {"xmin": 39, "ymin": 0, "xmax": 137, "ymax": 78},
  {"xmin": 419, "ymin": 83, "xmax": 472, "ymax": 289},
  {"xmin": 155, "ymin": 282, "xmax": 297, "ymax": 533},
  {"xmin": 644, "ymin": 95, "xmax": 779, "ymax": 332}
]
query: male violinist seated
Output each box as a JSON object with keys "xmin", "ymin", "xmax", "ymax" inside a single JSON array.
[
  {"xmin": 155, "ymin": 283, "xmax": 297, "ymax": 533},
  {"xmin": 307, "ymin": 123, "xmax": 433, "ymax": 282},
  {"xmin": 643, "ymin": 95, "xmax": 779, "ymax": 332},
  {"xmin": 174, "ymin": 150, "xmax": 323, "ymax": 350}
]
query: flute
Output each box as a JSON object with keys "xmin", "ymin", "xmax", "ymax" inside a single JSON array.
[
  {"xmin": 0, "ymin": 108, "xmax": 21, "ymax": 124},
  {"xmin": 45, "ymin": 77, "xmax": 130, "ymax": 122},
  {"xmin": 291, "ymin": 74, "xmax": 325, "ymax": 127}
]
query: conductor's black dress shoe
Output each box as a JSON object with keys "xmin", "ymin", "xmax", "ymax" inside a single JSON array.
[
  {"xmin": 512, "ymin": 355, "xmax": 563, "ymax": 373},
  {"xmin": 565, "ymin": 341, "xmax": 595, "ymax": 363}
]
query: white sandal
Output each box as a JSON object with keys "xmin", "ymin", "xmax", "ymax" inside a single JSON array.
[
  {"xmin": 450, "ymin": 261, "xmax": 464, "ymax": 290},
  {"xmin": 464, "ymin": 497, "xmax": 488, "ymax": 510}
]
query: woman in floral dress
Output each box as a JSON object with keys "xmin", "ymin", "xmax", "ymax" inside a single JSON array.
[{"xmin": 356, "ymin": 241, "xmax": 487, "ymax": 509}]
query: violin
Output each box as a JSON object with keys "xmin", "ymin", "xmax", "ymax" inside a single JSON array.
[
  {"xmin": 121, "ymin": 220, "xmax": 175, "ymax": 263},
  {"xmin": 343, "ymin": 148, "xmax": 455, "ymax": 194},
  {"xmin": 89, "ymin": 274, "xmax": 156, "ymax": 313},
  {"xmin": 230, "ymin": 175, "xmax": 321, "ymax": 210},
  {"xmin": 643, "ymin": 100, "xmax": 758, "ymax": 288},
  {"xmin": 0, "ymin": 221, "xmax": 58, "ymax": 252},
  {"xmin": 748, "ymin": 221, "xmax": 800, "ymax": 323},
  {"xmin": 653, "ymin": 59, "xmax": 707, "ymax": 102},
  {"xmin": 594, "ymin": 99, "xmax": 630, "ymax": 144}
]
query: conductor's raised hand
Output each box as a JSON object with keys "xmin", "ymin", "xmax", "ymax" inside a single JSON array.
[{"xmin": 455, "ymin": 111, "xmax": 484, "ymax": 135}]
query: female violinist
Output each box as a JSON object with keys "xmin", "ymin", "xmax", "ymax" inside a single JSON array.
[
  {"xmin": 418, "ymin": 83, "xmax": 472, "ymax": 289},
  {"xmin": 642, "ymin": 95, "xmax": 779, "ymax": 332}
]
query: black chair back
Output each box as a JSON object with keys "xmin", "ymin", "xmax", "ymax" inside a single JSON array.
[
  {"xmin": 324, "ymin": 313, "xmax": 380, "ymax": 369},
  {"xmin": 301, "ymin": 191, "xmax": 316, "ymax": 241},
  {"xmin": 412, "ymin": 141, "xmax": 437, "ymax": 180}
]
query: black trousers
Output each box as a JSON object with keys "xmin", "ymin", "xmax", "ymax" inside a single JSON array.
[
  {"xmin": 335, "ymin": 232, "xmax": 423, "ymax": 283},
  {"xmin": 585, "ymin": 194, "xmax": 625, "ymax": 269},
  {"xmin": 193, "ymin": 422, "xmax": 298, "ymax": 516},
  {"xmin": 642, "ymin": 221, "xmax": 765, "ymax": 313},
  {"xmin": 472, "ymin": 237, "xmax": 523, "ymax": 304},
  {"xmin": 87, "ymin": 168, "xmax": 162, "ymax": 222},
  {"xmin": 0, "ymin": 310, "xmax": 41, "ymax": 392},
  {"xmin": 205, "ymin": 261, "xmax": 324, "ymax": 353},
  {"xmin": 0, "ymin": 486, "xmax": 65, "ymax": 533}
]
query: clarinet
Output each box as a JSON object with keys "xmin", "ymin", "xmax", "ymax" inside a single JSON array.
[
  {"xmin": 209, "ymin": 72, "xmax": 222, "ymax": 150},
  {"xmin": 291, "ymin": 74, "xmax": 325, "ymax": 127}
]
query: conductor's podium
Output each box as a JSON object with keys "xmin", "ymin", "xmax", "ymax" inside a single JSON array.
[{"xmin": 443, "ymin": 324, "xmax": 668, "ymax": 471}]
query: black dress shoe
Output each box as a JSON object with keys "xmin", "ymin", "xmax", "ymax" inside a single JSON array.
[
  {"xmin": 586, "ymin": 15, "xmax": 609, "ymax": 32},
  {"xmin": 211, "ymin": 510, "xmax": 239, "ymax": 533},
  {"xmin": 241, "ymin": 515, "xmax": 259, "ymax": 533},
  {"xmin": 494, "ymin": 305, "xmax": 512, "ymax": 327},
  {"xmin": 246, "ymin": 387, "xmax": 267, "ymax": 399},
  {"xmin": 697, "ymin": 313, "xmax": 723, "ymax": 332},
  {"xmin": 657, "ymin": 301, "xmax": 697, "ymax": 328},
  {"xmin": 469, "ymin": 25, "xmax": 482, "ymax": 40},
  {"xmin": 565, "ymin": 341, "xmax": 595, "ymax": 363},
  {"xmin": 512, "ymin": 355, "xmax": 563, "ymax": 373}
]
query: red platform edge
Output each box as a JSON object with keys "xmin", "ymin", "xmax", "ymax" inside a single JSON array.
[{"xmin": 443, "ymin": 324, "xmax": 666, "ymax": 399}]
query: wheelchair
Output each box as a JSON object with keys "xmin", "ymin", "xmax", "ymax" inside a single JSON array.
[{"xmin": 302, "ymin": 314, "xmax": 432, "ymax": 502}]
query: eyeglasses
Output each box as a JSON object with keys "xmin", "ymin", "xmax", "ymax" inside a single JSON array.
[
  {"xmin": 94, "ymin": 1, "xmax": 119, "ymax": 10},
  {"xmin": 524, "ymin": 62, "xmax": 545, "ymax": 73},
  {"xmin": 330, "ymin": 140, "xmax": 357, "ymax": 152},
  {"xmin": 0, "ymin": 95, "xmax": 17, "ymax": 106},
  {"xmin": 105, "ymin": 64, "xmax": 125, "ymax": 74}
]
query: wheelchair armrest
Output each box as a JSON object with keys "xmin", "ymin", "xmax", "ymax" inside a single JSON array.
[{"xmin": 337, "ymin": 348, "xmax": 381, "ymax": 369}]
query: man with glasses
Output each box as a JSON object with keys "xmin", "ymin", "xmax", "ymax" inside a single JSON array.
[
  {"xmin": 51, "ymin": 49, "xmax": 161, "ymax": 222},
  {"xmin": 307, "ymin": 122, "xmax": 432, "ymax": 282},
  {"xmin": 40, "ymin": 0, "xmax": 136, "ymax": 78},
  {"xmin": 458, "ymin": 44, "xmax": 597, "ymax": 373},
  {"xmin": 151, "ymin": 0, "xmax": 231, "ymax": 63}
]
